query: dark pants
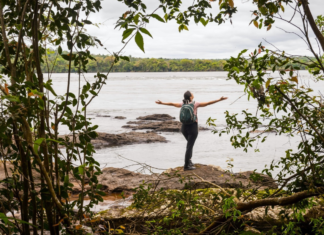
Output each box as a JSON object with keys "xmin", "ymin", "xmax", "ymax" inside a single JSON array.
[{"xmin": 181, "ymin": 122, "xmax": 198, "ymax": 167}]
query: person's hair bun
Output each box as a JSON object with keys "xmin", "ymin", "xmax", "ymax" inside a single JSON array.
[{"xmin": 183, "ymin": 91, "xmax": 192, "ymax": 104}]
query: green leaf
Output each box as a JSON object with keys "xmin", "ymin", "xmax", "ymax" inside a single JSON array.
[
  {"xmin": 61, "ymin": 54, "xmax": 71, "ymax": 61},
  {"xmin": 16, "ymin": 24, "xmax": 22, "ymax": 30},
  {"xmin": 120, "ymin": 56, "xmax": 130, "ymax": 61},
  {"xmin": 238, "ymin": 49, "xmax": 248, "ymax": 57},
  {"xmin": 46, "ymin": 138, "xmax": 62, "ymax": 145},
  {"xmin": 200, "ymin": 18, "xmax": 208, "ymax": 26},
  {"xmin": 135, "ymin": 31, "xmax": 145, "ymax": 53},
  {"xmin": 164, "ymin": 13, "xmax": 168, "ymax": 22},
  {"xmin": 122, "ymin": 28, "xmax": 136, "ymax": 41},
  {"xmin": 139, "ymin": 28, "xmax": 153, "ymax": 38},
  {"xmin": 83, "ymin": 20, "xmax": 92, "ymax": 24},
  {"xmin": 34, "ymin": 138, "xmax": 45, "ymax": 155},
  {"xmin": 233, "ymin": 67, "xmax": 240, "ymax": 73},
  {"xmin": 151, "ymin": 14, "xmax": 165, "ymax": 23},
  {"xmin": 65, "ymin": 107, "xmax": 73, "ymax": 115},
  {"xmin": 38, "ymin": 98, "xmax": 44, "ymax": 110},
  {"xmin": 29, "ymin": 89, "xmax": 44, "ymax": 97},
  {"xmin": 90, "ymin": 90, "xmax": 97, "ymax": 96},
  {"xmin": 64, "ymin": 175, "xmax": 69, "ymax": 186},
  {"xmin": 178, "ymin": 24, "xmax": 189, "ymax": 32},
  {"xmin": 58, "ymin": 46, "xmax": 62, "ymax": 55},
  {"xmin": 78, "ymin": 164, "xmax": 85, "ymax": 175},
  {"xmin": 134, "ymin": 14, "xmax": 140, "ymax": 25},
  {"xmin": 308, "ymin": 63, "xmax": 318, "ymax": 68},
  {"xmin": 0, "ymin": 213, "xmax": 9, "ymax": 224},
  {"xmin": 3, "ymin": 95, "xmax": 20, "ymax": 102},
  {"xmin": 44, "ymin": 80, "xmax": 57, "ymax": 96},
  {"xmin": 266, "ymin": 78, "xmax": 273, "ymax": 88}
]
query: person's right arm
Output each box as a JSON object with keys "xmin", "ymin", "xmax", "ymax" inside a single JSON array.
[{"xmin": 155, "ymin": 100, "xmax": 182, "ymax": 108}]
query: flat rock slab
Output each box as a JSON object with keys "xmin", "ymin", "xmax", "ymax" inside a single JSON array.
[
  {"xmin": 96, "ymin": 164, "xmax": 277, "ymax": 193},
  {"xmin": 60, "ymin": 131, "xmax": 167, "ymax": 149},
  {"xmin": 92, "ymin": 132, "xmax": 167, "ymax": 148},
  {"xmin": 123, "ymin": 115, "xmax": 209, "ymax": 132},
  {"xmin": 114, "ymin": 116, "xmax": 126, "ymax": 119},
  {"xmin": 137, "ymin": 114, "xmax": 175, "ymax": 121}
]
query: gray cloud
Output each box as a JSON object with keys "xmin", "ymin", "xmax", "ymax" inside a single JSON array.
[{"xmin": 85, "ymin": 0, "xmax": 323, "ymax": 59}]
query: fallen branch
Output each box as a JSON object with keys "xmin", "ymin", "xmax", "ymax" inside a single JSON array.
[{"xmin": 201, "ymin": 186, "xmax": 324, "ymax": 233}]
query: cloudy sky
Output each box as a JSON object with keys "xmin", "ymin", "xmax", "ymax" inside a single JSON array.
[{"xmin": 84, "ymin": 0, "xmax": 323, "ymax": 59}]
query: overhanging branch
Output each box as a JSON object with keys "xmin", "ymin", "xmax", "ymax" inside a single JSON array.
[{"xmin": 300, "ymin": 0, "xmax": 324, "ymax": 52}]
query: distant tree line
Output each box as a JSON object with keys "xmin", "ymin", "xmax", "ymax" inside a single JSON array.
[
  {"xmin": 40, "ymin": 49, "xmax": 312, "ymax": 73},
  {"xmin": 40, "ymin": 49, "xmax": 227, "ymax": 73}
]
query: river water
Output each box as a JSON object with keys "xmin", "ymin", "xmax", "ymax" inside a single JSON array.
[{"xmin": 50, "ymin": 71, "xmax": 322, "ymax": 175}]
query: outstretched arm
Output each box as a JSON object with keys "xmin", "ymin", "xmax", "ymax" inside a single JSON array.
[
  {"xmin": 155, "ymin": 100, "xmax": 182, "ymax": 108},
  {"xmin": 199, "ymin": 96, "xmax": 228, "ymax": 107}
]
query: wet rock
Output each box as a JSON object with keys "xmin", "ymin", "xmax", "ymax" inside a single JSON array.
[
  {"xmin": 137, "ymin": 114, "xmax": 175, "ymax": 121},
  {"xmin": 97, "ymin": 168, "xmax": 152, "ymax": 192},
  {"xmin": 59, "ymin": 131, "xmax": 166, "ymax": 149},
  {"xmin": 91, "ymin": 132, "xmax": 166, "ymax": 148},
  {"xmin": 123, "ymin": 120, "xmax": 208, "ymax": 132},
  {"xmin": 115, "ymin": 116, "xmax": 126, "ymax": 119},
  {"xmin": 96, "ymin": 114, "xmax": 111, "ymax": 117},
  {"xmin": 97, "ymin": 164, "xmax": 278, "ymax": 193}
]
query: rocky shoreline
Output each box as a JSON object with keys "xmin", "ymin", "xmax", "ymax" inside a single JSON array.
[{"xmin": 71, "ymin": 164, "xmax": 278, "ymax": 195}]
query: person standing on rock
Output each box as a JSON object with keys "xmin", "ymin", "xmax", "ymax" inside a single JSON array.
[{"xmin": 155, "ymin": 91, "xmax": 228, "ymax": 171}]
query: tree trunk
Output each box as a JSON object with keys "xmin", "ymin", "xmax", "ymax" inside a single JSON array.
[{"xmin": 13, "ymin": 124, "xmax": 30, "ymax": 235}]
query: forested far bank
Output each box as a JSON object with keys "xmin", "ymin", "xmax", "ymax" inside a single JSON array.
[
  {"xmin": 40, "ymin": 49, "xmax": 313, "ymax": 73},
  {"xmin": 41, "ymin": 49, "xmax": 227, "ymax": 73}
]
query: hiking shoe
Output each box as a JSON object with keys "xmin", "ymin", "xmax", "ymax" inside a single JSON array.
[
  {"xmin": 189, "ymin": 160, "xmax": 194, "ymax": 167},
  {"xmin": 184, "ymin": 166, "xmax": 196, "ymax": 171}
]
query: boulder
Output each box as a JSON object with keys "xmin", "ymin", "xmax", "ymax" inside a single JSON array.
[
  {"xmin": 115, "ymin": 116, "xmax": 126, "ymax": 119},
  {"xmin": 97, "ymin": 164, "xmax": 277, "ymax": 193}
]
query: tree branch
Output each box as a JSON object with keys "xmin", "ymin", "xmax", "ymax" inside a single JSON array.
[
  {"xmin": 275, "ymin": 86, "xmax": 324, "ymax": 144},
  {"xmin": 300, "ymin": 0, "xmax": 324, "ymax": 52},
  {"xmin": 236, "ymin": 187, "xmax": 324, "ymax": 211},
  {"xmin": 201, "ymin": 187, "xmax": 324, "ymax": 233},
  {"xmin": 0, "ymin": 2, "xmax": 14, "ymax": 78},
  {"xmin": 13, "ymin": 0, "xmax": 30, "ymax": 67}
]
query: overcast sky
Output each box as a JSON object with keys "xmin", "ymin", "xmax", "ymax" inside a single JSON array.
[{"xmin": 84, "ymin": 0, "xmax": 323, "ymax": 59}]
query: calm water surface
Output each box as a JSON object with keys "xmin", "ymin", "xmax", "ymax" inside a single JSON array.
[{"xmin": 49, "ymin": 71, "xmax": 322, "ymax": 175}]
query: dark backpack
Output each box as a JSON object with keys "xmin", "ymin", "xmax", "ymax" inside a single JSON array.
[{"xmin": 179, "ymin": 101, "xmax": 196, "ymax": 124}]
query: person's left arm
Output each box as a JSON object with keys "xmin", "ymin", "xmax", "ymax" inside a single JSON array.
[{"xmin": 199, "ymin": 96, "xmax": 228, "ymax": 107}]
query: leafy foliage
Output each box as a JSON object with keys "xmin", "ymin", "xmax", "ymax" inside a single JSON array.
[{"xmin": 1, "ymin": 0, "xmax": 324, "ymax": 234}]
